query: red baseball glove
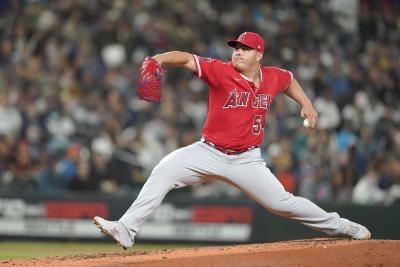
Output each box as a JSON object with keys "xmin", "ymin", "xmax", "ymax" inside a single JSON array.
[{"xmin": 137, "ymin": 57, "xmax": 166, "ymax": 102}]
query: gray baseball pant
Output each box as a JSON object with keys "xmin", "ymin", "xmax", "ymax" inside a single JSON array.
[{"xmin": 119, "ymin": 141, "xmax": 341, "ymax": 239}]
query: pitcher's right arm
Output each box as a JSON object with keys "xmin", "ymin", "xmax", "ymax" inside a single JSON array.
[{"xmin": 153, "ymin": 51, "xmax": 196, "ymax": 73}]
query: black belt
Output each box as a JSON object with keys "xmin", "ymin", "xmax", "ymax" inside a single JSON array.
[{"xmin": 201, "ymin": 137, "xmax": 258, "ymax": 155}]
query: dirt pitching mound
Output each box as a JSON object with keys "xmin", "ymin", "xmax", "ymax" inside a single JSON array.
[{"xmin": 3, "ymin": 238, "xmax": 399, "ymax": 267}]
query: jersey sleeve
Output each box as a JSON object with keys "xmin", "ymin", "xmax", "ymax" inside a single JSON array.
[
  {"xmin": 267, "ymin": 67, "xmax": 294, "ymax": 97},
  {"xmin": 193, "ymin": 55, "xmax": 222, "ymax": 88}
]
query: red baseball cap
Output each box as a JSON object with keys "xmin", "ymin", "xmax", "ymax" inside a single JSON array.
[{"xmin": 227, "ymin": 32, "xmax": 264, "ymax": 53}]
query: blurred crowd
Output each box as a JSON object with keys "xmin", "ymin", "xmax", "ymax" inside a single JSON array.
[{"xmin": 0, "ymin": 0, "xmax": 399, "ymax": 205}]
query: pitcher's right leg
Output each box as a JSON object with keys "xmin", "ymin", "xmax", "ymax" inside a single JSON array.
[{"xmin": 94, "ymin": 142, "xmax": 224, "ymax": 248}]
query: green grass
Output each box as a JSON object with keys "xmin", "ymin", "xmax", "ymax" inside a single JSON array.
[{"xmin": 0, "ymin": 241, "xmax": 202, "ymax": 259}]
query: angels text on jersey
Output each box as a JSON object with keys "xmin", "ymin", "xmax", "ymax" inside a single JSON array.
[{"xmin": 223, "ymin": 88, "xmax": 273, "ymax": 109}]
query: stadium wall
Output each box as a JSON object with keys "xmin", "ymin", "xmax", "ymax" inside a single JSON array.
[{"xmin": 0, "ymin": 193, "xmax": 398, "ymax": 242}]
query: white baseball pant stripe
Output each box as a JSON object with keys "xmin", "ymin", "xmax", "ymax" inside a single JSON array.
[{"xmin": 119, "ymin": 141, "xmax": 341, "ymax": 239}]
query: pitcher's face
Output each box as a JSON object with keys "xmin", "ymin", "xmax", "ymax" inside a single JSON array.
[{"xmin": 232, "ymin": 43, "xmax": 262, "ymax": 72}]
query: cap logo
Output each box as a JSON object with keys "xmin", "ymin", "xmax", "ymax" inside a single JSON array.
[{"xmin": 239, "ymin": 32, "xmax": 247, "ymax": 41}]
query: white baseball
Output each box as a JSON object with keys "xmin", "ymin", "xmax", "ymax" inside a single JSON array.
[{"xmin": 303, "ymin": 119, "xmax": 310, "ymax": 128}]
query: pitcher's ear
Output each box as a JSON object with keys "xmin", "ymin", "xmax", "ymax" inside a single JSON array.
[{"xmin": 257, "ymin": 52, "xmax": 263, "ymax": 63}]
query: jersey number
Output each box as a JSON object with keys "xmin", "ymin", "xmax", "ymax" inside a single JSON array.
[{"xmin": 252, "ymin": 114, "xmax": 264, "ymax": 135}]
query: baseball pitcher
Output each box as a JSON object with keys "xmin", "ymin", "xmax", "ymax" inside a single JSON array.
[{"xmin": 94, "ymin": 32, "xmax": 371, "ymax": 249}]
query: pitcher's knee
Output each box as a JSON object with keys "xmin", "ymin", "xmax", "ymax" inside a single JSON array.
[
  {"xmin": 146, "ymin": 170, "xmax": 175, "ymax": 188},
  {"xmin": 147, "ymin": 163, "xmax": 188, "ymax": 191},
  {"xmin": 151, "ymin": 160, "xmax": 176, "ymax": 180}
]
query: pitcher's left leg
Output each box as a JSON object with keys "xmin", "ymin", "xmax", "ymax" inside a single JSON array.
[{"xmin": 225, "ymin": 160, "xmax": 370, "ymax": 239}]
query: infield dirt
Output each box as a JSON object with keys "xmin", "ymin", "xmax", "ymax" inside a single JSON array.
[{"xmin": 2, "ymin": 238, "xmax": 399, "ymax": 267}]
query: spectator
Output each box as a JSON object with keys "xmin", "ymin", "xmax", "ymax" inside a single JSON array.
[
  {"xmin": 56, "ymin": 143, "xmax": 81, "ymax": 185},
  {"xmin": 8, "ymin": 140, "xmax": 40, "ymax": 181},
  {"xmin": 0, "ymin": 90, "xmax": 22, "ymax": 136},
  {"xmin": 0, "ymin": 135, "xmax": 13, "ymax": 175},
  {"xmin": 298, "ymin": 162, "xmax": 333, "ymax": 203},
  {"xmin": 325, "ymin": 63, "xmax": 353, "ymax": 109},
  {"xmin": 69, "ymin": 152, "xmax": 99, "ymax": 192},
  {"xmin": 331, "ymin": 169, "xmax": 353, "ymax": 203},
  {"xmin": 314, "ymin": 89, "xmax": 341, "ymax": 130},
  {"xmin": 352, "ymin": 160, "xmax": 386, "ymax": 205}
]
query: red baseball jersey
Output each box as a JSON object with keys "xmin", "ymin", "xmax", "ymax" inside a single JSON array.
[{"xmin": 193, "ymin": 55, "xmax": 293, "ymax": 150}]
